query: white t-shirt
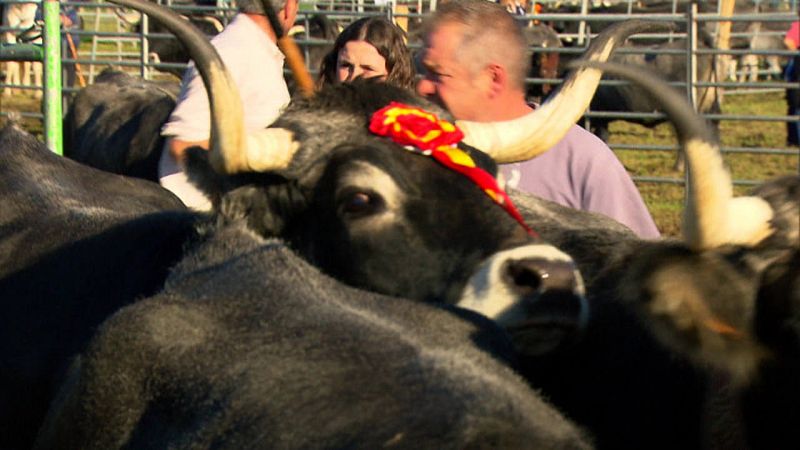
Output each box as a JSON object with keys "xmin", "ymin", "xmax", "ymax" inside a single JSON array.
[{"xmin": 161, "ymin": 13, "xmax": 290, "ymax": 141}]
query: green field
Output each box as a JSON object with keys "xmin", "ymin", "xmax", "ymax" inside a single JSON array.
[{"xmin": 1, "ymin": 87, "xmax": 797, "ymax": 237}]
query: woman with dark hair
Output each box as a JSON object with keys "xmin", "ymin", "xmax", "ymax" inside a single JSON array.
[{"xmin": 317, "ymin": 16, "xmax": 415, "ymax": 89}]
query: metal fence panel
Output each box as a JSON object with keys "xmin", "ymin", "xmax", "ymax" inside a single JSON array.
[{"xmin": 0, "ymin": 0, "xmax": 797, "ymax": 186}]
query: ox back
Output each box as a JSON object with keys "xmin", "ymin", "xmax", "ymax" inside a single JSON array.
[
  {"xmin": 0, "ymin": 124, "xmax": 195, "ymax": 449},
  {"xmin": 64, "ymin": 69, "xmax": 179, "ymax": 181},
  {"xmin": 33, "ymin": 223, "xmax": 593, "ymax": 449}
]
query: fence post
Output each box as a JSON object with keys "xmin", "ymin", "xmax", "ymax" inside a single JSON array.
[
  {"xmin": 687, "ymin": 2, "xmax": 698, "ymax": 111},
  {"xmin": 140, "ymin": 12, "xmax": 150, "ymax": 79},
  {"xmin": 682, "ymin": 2, "xmax": 700, "ymax": 206},
  {"xmin": 42, "ymin": 0, "xmax": 63, "ymax": 155},
  {"xmin": 577, "ymin": 0, "xmax": 589, "ymax": 46}
]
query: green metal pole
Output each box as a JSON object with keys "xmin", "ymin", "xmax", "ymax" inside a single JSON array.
[{"xmin": 43, "ymin": 0, "xmax": 63, "ymax": 155}]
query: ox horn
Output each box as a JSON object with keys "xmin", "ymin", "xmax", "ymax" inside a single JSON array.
[
  {"xmin": 107, "ymin": 0, "xmax": 300, "ymax": 174},
  {"xmin": 459, "ymin": 20, "xmax": 674, "ymax": 164},
  {"xmin": 569, "ymin": 61, "xmax": 774, "ymax": 250}
]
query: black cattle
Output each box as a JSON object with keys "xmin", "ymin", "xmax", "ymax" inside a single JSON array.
[
  {"xmin": 530, "ymin": 2, "xmax": 726, "ymax": 161},
  {"xmin": 524, "ymin": 23, "xmax": 563, "ymax": 102},
  {"xmin": 64, "ymin": 69, "xmax": 179, "ymax": 180},
  {"xmin": 32, "ymin": 221, "xmax": 592, "ymax": 450},
  {"xmin": 5, "ymin": 0, "xmax": 639, "ymax": 445},
  {"xmin": 491, "ymin": 62, "xmax": 799, "ymax": 450},
  {"xmin": 528, "ymin": 24, "xmax": 722, "ymax": 145},
  {"xmin": 588, "ymin": 33, "xmax": 722, "ymax": 144},
  {"xmin": 8, "ymin": 0, "xmax": 799, "ymax": 447},
  {"xmin": 0, "ymin": 123, "xmax": 192, "ymax": 449},
  {"xmin": 540, "ymin": 1, "xmax": 715, "ymax": 41}
]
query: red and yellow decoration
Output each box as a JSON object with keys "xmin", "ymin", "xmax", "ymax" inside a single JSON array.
[{"xmin": 369, "ymin": 102, "xmax": 536, "ymax": 236}]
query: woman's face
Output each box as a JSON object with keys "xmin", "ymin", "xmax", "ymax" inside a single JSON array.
[{"xmin": 336, "ymin": 40, "xmax": 388, "ymax": 83}]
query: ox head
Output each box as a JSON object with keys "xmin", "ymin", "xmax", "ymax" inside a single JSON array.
[
  {"xmin": 571, "ymin": 60, "xmax": 799, "ymax": 383},
  {"xmin": 107, "ymin": 1, "xmax": 661, "ymax": 326}
]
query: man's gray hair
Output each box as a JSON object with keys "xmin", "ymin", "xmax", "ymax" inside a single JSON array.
[
  {"xmin": 425, "ymin": 0, "xmax": 530, "ymax": 90},
  {"xmin": 235, "ymin": 0, "xmax": 288, "ymax": 15}
]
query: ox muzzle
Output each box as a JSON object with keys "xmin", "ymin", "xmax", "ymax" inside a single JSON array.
[{"xmin": 458, "ymin": 245, "xmax": 588, "ymax": 354}]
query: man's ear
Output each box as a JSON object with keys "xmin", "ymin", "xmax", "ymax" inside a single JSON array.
[
  {"xmin": 279, "ymin": 0, "xmax": 299, "ymax": 32},
  {"xmin": 485, "ymin": 63, "xmax": 507, "ymax": 98}
]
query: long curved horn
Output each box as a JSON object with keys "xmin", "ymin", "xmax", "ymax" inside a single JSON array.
[
  {"xmin": 459, "ymin": 20, "xmax": 674, "ymax": 164},
  {"xmin": 107, "ymin": 0, "xmax": 299, "ymax": 174},
  {"xmin": 569, "ymin": 61, "xmax": 774, "ymax": 250}
]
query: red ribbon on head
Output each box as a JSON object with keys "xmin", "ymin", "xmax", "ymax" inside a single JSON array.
[{"xmin": 369, "ymin": 102, "xmax": 537, "ymax": 237}]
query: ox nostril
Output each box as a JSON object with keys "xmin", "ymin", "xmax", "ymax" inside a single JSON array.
[
  {"xmin": 499, "ymin": 257, "xmax": 588, "ymax": 356},
  {"xmin": 504, "ymin": 258, "xmax": 578, "ymax": 296},
  {"xmin": 506, "ymin": 260, "xmax": 544, "ymax": 296}
]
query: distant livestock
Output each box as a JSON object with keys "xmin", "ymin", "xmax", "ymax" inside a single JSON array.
[{"xmin": 527, "ymin": 22, "xmax": 722, "ymax": 145}]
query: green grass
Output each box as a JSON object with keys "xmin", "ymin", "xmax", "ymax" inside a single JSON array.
[
  {"xmin": 609, "ymin": 90, "xmax": 798, "ymax": 237},
  {"xmin": 0, "ymin": 94, "xmax": 46, "ymax": 140}
]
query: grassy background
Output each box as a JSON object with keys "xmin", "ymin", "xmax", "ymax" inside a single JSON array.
[
  {"xmin": 1, "ymin": 85, "xmax": 797, "ymax": 237},
  {"xmin": 608, "ymin": 90, "xmax": 798, "ymax": 236}
]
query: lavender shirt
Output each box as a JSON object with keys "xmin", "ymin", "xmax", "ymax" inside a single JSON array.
[{"xmin": 500, "ymin": 124, "xmax": 661, "ymax": 239}]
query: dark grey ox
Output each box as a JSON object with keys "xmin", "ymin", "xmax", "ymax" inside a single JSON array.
[
  {"xmin": 3, "ymin": 0, "xmax": 651, "ymax": 446},
  {"xmin": 1, "ymin": 121, "xmax": 592, "ymax": 450},
  {"xmin": 63, "ymin": 69, "xmax": 179, "ymax": 180},
  {"xmin": 493, "ymin": 61, "xmax": 799, "ymax": 449},
  {"xmin": 33, "ymin": 217, "xmax": 592, "ymax": 450},
  {"xmin": 6, "ymin": 0, "xmax": 799, "ymax": 448}
]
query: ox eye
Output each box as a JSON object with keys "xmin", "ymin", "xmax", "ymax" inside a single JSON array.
[{"xmin": 337, "ymin": 189, "xmax": 383, "ymax": 218}]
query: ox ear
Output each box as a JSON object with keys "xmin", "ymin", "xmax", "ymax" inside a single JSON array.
[
  {"xmin": 216, "ymin": 176, "xmax": 308, "ymax": 238},
  {"xmin": 184, "ymin": 146, "xmax": 227, "ymax": 206},
  {"xmin": 185, "ymin": 147, "xmax": 308, "ymax": 236}
]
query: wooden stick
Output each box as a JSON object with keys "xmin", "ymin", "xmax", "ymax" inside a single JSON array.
[
  {"xmin": 259, "ymin": 0, "xmax": 315, "ymax": 98},
  {"xmin": 65, "ymin": 32, "xmax": 86, "ymax": 88}
]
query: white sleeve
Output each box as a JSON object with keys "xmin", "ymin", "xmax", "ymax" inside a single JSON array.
[
  {"xmin": 160, "ymin": 64, "xmax": 211, "ymax": 141},
  {"xmin": 161, "ymin": 15, "xmax": 289, "ymax": 140}
]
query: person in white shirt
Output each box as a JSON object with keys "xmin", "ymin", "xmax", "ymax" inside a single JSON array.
[{"xmin": 160, "ymin": 0, "xmax": 299, "ymax": 210}]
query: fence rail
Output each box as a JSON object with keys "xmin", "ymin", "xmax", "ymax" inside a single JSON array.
[{"xmin": 0, "ymin": 0, "xmax": 797, "ymax": 186}]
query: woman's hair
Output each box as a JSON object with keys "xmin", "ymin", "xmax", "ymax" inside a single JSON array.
[{"xmin": 317, "ymin": 17, "xmax": 415, "ymax": 89}]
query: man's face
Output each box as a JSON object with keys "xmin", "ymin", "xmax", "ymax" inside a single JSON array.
[{"xmin": 416, "ymin": 22, "xmax": 486, "ymax": 121}]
